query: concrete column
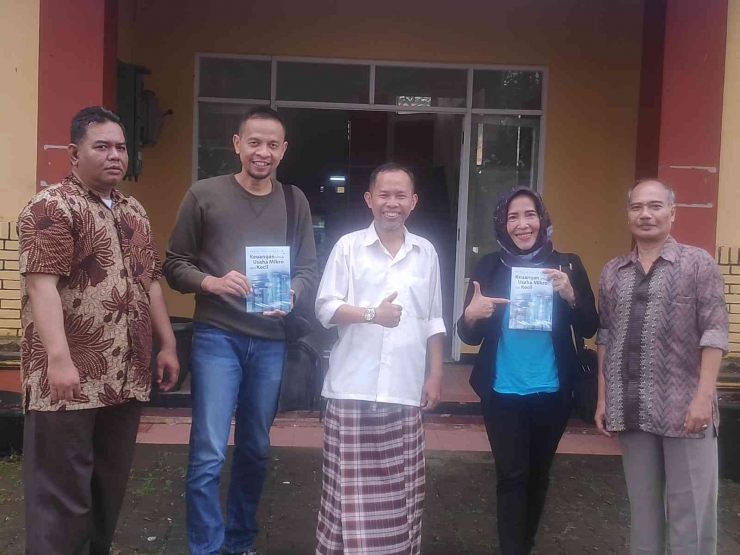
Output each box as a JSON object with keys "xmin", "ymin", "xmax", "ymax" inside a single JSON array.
[
  {"xmin": 656, "ymin": 0, "xmax": 728, "ymax": 252},
  {"xmin": 36, "ymin": 0, "xmax": 118, "ymax": 190}
]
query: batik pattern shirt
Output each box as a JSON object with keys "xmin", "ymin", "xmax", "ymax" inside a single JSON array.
[
  {"xmin": 596, "ymin": 237, "xmax": 728, "ymax": 438},
  {"xmin": 19, "ymin": 174, "xmax": 162, "ymax": 412}
]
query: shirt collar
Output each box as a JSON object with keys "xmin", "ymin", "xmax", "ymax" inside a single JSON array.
[
  {"xmin": 621, "ymin": 236, "xmax": 679, "ymax": 268},
  {"xmin": 361, "ymin": 221, "xmax": 419, "ymax": 251},
  {"xmin": 68, "ymin": 173, "xmax": 127, "ymax": 204}
]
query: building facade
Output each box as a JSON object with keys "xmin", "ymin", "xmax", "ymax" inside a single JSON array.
[{"xmin": 1, "ymin": 0, "xmax": 738, "ymax": 355}]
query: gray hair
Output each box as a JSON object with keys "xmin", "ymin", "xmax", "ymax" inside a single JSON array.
[{"xmin": 627, "ymin": 179, "xmax": 676, "ymax": 206}]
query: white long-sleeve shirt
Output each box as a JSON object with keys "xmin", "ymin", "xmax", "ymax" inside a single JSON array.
[{"xmin": 315, "ymin": 223, "xmax": 446, "ymax": 407}]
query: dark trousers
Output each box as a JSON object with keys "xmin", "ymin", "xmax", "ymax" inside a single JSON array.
[
  {"xmin": 483, "ymin": 391, "xmax": 570, "ymax": 555},
  {"xmin": 23, "ymin": 401, "xmax": 142, "ymax": 555}
]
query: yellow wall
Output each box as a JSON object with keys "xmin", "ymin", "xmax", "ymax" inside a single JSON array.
[
  {"xmin": 0, "ymin": 0, "xmax": 40, "ymax": 223},
  {"xmin": 717, "ymin": 0, "xmax": 740, "ymax": 354},
  {"xmin": 718, "ymin": 0, "xmax": 740, "ymax": 247},
  {"xmin": 0, "ymin": 0, "xmax": 39, "ymax": 336},
  {"xmin": 119, "ymin": 0, "xmax": 644, "ymax": 316}
]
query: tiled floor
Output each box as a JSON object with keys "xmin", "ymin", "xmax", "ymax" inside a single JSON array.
[
  {"xmin": 137, "ymin": 364, "xmax": 621, "ymax": 455},
  {"xmin": 438, "ymin": 363, "xmax": 479, "ymax": 402},
  {"xmin": 136, "ymin": 412, "xmax": 622, "ymax": 456},
  {"xmin": 168, "ymin": 363, "xmax": 479, "ymax": 403}
]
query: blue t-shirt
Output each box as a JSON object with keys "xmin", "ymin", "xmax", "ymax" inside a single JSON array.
[{"xmin": 493, "ymin": 305, "xmax": 559, "ymax": 395}]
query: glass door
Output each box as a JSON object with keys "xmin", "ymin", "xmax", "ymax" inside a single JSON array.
[
  {"xmin": 277, "ymin": 108, "xmax": 463, "ymax": 359},
  {"xmin": 456, "ymin": 115, "xmax": 540, "ymax": 356}
]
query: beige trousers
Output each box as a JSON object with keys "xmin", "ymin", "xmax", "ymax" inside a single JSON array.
[{"xmin": 619, "ymin": 430, "xmax": 718, "ymax": 555}]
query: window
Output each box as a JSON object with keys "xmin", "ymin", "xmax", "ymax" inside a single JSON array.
[
  {"xmin": 374, "ymin": 66, "xmax": 467, "ymax": 108},
  {"xmin": 196, "ymin": 102, "xmax": 251, "ymax": 180},
  {"xmin": 276, "ymin": 61, "xmax": 370, "ymax": 103},
  {"xmin": 472, "ymin": 70, "xmax": 543, "ymax": 110},
  {"xmin": 194, "ymin": 55, "xmax": 546, "ymax": 361},
  {"xmin": 198, "ymin": 57, "xmax": 271, "ymax": 100}
]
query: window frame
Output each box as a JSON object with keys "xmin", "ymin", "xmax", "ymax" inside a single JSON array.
[{"xmin": 193, "ymin": 54, "xmax": 549, "ymax": 360}]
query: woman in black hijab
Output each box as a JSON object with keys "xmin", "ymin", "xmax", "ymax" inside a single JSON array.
[{"xmin": 457, "ymin": 186, "xmax": 599, "ymax": 555}]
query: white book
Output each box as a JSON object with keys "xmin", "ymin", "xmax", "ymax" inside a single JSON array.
[
  {"xmin": 509, "ymin": 267, "xmax": 553, "ymax": 331},
  {"xmin": 245, "ymin": 246, "xmax": 291, "ymax": 313}
]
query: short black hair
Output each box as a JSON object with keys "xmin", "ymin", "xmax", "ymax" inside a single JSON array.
[
  {"xmin": 368, "ymin": 162, "xmax": 415, "ymax": 192},
  {"xmin": 70, "ymin": 106, "xmax": 125, "ymax": 144},
  {"xmin": 237, "ymin": 106, "xmax": 287, "ymax": 137}
]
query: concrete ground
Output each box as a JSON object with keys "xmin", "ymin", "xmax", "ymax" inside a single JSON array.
[{"xmin": 1, "ymin": 446, "xmax": 739, "ymax": 554}]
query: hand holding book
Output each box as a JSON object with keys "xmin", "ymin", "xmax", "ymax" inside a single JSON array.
[
  {"xmin": 263, "ymin": 289, "xmax": 295, "ymax": 317},
  {"xmin": 542, "ymin": 269, "xmax": 575, "ymax": 306},
  {"xmin": 202, "ymin": 271, "xmax": 252, "ymax": 297}
]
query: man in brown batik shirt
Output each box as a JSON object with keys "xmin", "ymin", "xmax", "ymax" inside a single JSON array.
[
  {"xmin": 595, "ymin": 179, "xmax": 728, "ymax": 555},
  {"xmin": 19, "ymin": 106, "xmax": 179, "ymax": 555}
]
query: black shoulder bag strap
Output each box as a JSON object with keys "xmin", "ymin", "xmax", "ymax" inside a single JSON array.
[
  {"xmin": 282, "ymin": 183, "xmax": 296, "ymax": 256},
  {"xmin": 281, "ymin": 182, "xmax": 313, "ymax": 335},
  {"xmin": 559, "ymin": 253, "xmax": 586, "ymax": 354},
  {"xmin": 280, "ymin": 183, "xmax": 325, "ymax": 415},
  {"xmin": 560, "ymin": 253, "xmax": 599, "ymax": 423},
  {"xmin": 281, "ymin": 183, "xmax": 298, "ymax": 340}
]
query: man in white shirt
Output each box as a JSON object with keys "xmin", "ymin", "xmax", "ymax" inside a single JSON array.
[{"xmin": 314, "ymin": 163, "xmax": 446, "ymax": 555}]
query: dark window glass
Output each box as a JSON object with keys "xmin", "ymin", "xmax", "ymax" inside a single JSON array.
[
  {"xmin": 375, "ymin": 66, "xmax": 467, "ymax": 108},
  {"xmin": 199, "ymin": 58, "xmax": 271, "ymax": 100},
  {"xmin": 276, "ymin": 62, "xmax": 370, "ymax": 103},
  {"xmin": 472, "ymin": 70, "xmax": 543, "ymax": 110}
]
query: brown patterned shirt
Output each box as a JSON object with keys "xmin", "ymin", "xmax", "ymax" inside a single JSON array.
[
  {"xmin": 19, "ymin": 174, "xmax": 162, "ymax": 412},
  {"xmin": 596, "ymin": 237, "xmax": 729, "ymax": 438}
]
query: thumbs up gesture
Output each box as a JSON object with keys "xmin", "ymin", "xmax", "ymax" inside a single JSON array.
[
  {"xmin": 464, "ymin": 281, "xmax": 510, "ymax": 323},
  {"xmin": 374, "ymin": 291, "xmax": 403, "ymax": 328}
]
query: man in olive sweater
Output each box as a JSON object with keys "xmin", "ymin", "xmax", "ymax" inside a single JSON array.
[{"xmin": 164, "ymin": 106, "xmax": 318, "ymax": 555}]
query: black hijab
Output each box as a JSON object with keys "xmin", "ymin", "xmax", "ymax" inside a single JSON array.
[{"xmin": 493, "ymin": 185, "xmax": 554, "ymax": 267}]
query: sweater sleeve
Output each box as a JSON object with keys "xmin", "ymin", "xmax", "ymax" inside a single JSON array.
[
  {"xmin": 290, "ymin": 187, "xmax": 319, "ymax": 314},
  {"xmin": 164, "ymin": 190, "xmax": 209, "ymax": 294}
]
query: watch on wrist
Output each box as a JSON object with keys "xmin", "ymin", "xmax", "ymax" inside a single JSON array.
[{"xmin": 363, "ymin": 308, "xmax": 376, "ymax": 323}]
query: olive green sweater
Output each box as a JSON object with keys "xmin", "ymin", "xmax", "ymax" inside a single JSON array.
[{"xmin": 164, "ymin": 174, "xmax": 318, "ymax": 340}]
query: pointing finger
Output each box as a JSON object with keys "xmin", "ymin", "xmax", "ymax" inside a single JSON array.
[{"xmin": 491, "ymin": 298, "xmax": 510, "ymax": 304}]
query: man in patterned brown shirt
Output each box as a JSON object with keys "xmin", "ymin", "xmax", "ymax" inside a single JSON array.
[
  {"xmin": 19, "ymin": 106, "xmax": 179, "ymax": 555},
  {"xmin": 595, "ymin": 179, "xmax": 728, "ymax": 555}
]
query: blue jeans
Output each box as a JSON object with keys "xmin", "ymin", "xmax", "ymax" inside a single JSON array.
[{"xmin": 186, "ymin": 323, "xmax": 286, "ymax": 555}]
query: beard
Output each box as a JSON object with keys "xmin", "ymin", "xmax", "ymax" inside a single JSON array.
[
  {"xmin": 246, "ymin": 166, "xmax": 271, "ymax": 181},
  {"xmin": 376, "ymin": 215, "xmax": 406, "ymax": 231}
]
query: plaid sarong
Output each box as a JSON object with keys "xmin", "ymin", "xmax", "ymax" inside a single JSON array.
[{"xmin": 316, "ymin": 399, "xmax": 425, "ymax": 555}]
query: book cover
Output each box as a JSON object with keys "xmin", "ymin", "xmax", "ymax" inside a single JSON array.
[
  {"xmin": 245, "ymin": 246, "xmax": 291, "ymax": 313},
  {"xmin": 509, "ymin": 267, "xmax": 553, "ymax": 331}
]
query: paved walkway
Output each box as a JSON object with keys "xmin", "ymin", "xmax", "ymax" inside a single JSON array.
[
  {"xmin": 137, "ymin": 409, "xmax": 623, "ymax": 456},
  {"xmin": 1, "ymin": 446, "xmax": 739, "ymax": 554}
]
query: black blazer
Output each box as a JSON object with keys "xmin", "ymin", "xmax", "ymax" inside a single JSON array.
[{"xmin": 457, "ymin": 251, "xmax": 599, "ymax": 404}]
